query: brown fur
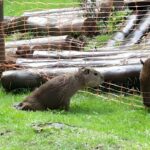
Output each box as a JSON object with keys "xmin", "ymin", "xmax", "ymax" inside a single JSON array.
[
  {"xmin": 140, "ymin": 58, "xmax": 150, "ymax": 107},
  {"xmin": 16, "ymin": 67, "xmax": 104, "ymax": 111}
]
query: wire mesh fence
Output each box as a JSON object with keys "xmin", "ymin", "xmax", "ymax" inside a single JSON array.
[{"xmin": 0, "ymin": 0, "xmax": 150, "ymax": 109}]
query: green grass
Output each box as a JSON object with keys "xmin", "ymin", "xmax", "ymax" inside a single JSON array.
[
  {"xmin": 2, "ymin": 1, "xmax": 150, "ymax": 149},
  {"xmin": 84, "ymin": 34, "xmax": 112, "ymax": 51},
  {"xmin": 4, "ymin": 0, "xmax": 79, "ymax": 16},
  {"xmin": 0, "ymin": 87, "xmax": 150, "ymax": 149}
]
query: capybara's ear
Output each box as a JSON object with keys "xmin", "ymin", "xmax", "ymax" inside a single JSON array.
[
  {"xmin": 79, "ymin": 67, "xmax": 85, "ymax": 71},
  {"xmin": 78, "ymin": 67, "xmax": 86, "ymax": 73},
  {"xmin": 140, "ymin": 59, "xmax": 144, "ymax": 65},
  {"xmin": 83, "ymin": 68, "xmax": 90, "ymax": 74}
]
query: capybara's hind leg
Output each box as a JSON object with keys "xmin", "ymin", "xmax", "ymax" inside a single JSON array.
[
  {"xmin": 17, "ymin": 102, "xmax": 34, "ymax": 111},
  {"xmin": 16, "ymin": 101, "xmax": 45, "ymax": 111},
  {"xmin": 63, "ymin": 100, "xmax": 70, "ymax": 111}
]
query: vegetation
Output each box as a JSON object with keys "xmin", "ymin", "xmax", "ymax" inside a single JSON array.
[
  {"xmin": 4, "ymin": 0, "xmax": 79, "ymax": 16},
  {"xmin": 2, "ymin": 1, "xmax": 150, "ymax": 149},
  {"xmin": 0, "ymin": 87, "xmax": 150, "ymax": 149},
  {"xmin": 85, "ymin": 9, "xmax": 131, "ymax": 50}
]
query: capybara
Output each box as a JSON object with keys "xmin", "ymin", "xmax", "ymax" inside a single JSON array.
[
  {"xmin": 140, "ymin": 58, "xmax": 150, "ymax": 107},
  {"xmin": 16, "ymin": 67, "xmax": 104, "ymax": 111}
]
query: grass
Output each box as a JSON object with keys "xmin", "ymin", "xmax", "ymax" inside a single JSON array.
[
  {"xmin": 0, "ymin": 87, "xmax": 150, "ymax": 149},
  {"xmin": 4, "ymin": 0, "xmax": 79, "ymax": 16},
  {"xmin": 2, "ymin": 1, "xmax": 150, "ymax": 149},
  {"xmin": 84, "ymin": 34, "xmax": 112, "ymax": 50}
]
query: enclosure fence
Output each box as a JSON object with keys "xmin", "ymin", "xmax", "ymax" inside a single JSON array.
[{"xmin": 0, "ymin": 0, "xmax": 150, "ymax": 109}]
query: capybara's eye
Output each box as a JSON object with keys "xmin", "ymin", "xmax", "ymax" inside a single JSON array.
[{"xmin": 94, "ymin": 72, "xmax": 98, "ymax": 76}]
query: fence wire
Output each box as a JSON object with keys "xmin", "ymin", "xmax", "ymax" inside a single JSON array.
[{"xmin": 0, "ymin": 0, "xmax": 150, "ymax": 108}]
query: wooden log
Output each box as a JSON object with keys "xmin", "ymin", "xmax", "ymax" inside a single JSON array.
[
  {"xmin": 107, "ymin": 13, "xmax": 138, "ymax": 47},
  {"xmin": 83, "ymin": 0, "xmax": 124, "ymax": 21},
  {"xmin": 33, "ymin": 50, "xmax": 125, "ymax": 59},
  {"xmin": 16, "ymin": 51, "xmax": 150, "ymax": 65},
  {"xmin": 5, "ymin": 36, "xmax": 85, "ymax": 56},
  {"xmin": 1, "ymin": 70, "xmax": 46, "ymax": 91},
  {"xmin": 22, "ymin": 7, "xmax": 84, "ymax": 17},
  {"xmin": 33, "ymin": 50, "xmax": 150, "ymax": 59},
  {"xmin": 113, "ymin": 0, "xmax": 124, "ymax": 10},
  {"xmin": 26, "ymin": 65, "xmax": 142, "ymax": 77},
  {"xmin": 124, "ymin": 0, "xmax": 149, "ymax": 3},
  {"xmin": 4, "ymin": 11, "xmax": 97, "ymax": 36},
  {"xmin": 125, "ymin": 0, "xmax": 150, "ymax": 13},
  {"xmin": 5, "ymin": 36, "xmax": 68, "ymax": 48},
  {"xmin": 96, "ymin": 0, "xmax": 113, "ymax": 20},
  {"xmin": 27, "ymin": 17, "xmax": 98, "ymax": 36},
  {"xmin": 83, "ymin": 52, "xmax": 150, "ymax": 60},
  {"xmin": 4, "ymin": 16, "xmax": 28, "ymax": 34},
  {"xmin": 124, "ymin": 11, "xmax": 150, "ymax": 46},
  {"xmin": 16, "ymin": 50, "xmax": 150, "ymax": 64},
  {"xmin": 4, "ymin": 16, "xmax": 13, "ymax": 23},
  {"xmin": 4, "ymin": 7, "xmax": 84, "ymax": 31},
  {"xmin": 1, "ymin": 65, "xmax": 142, "ymax": 91},
  {"xmin": 16, "ymin": 37, "xmax": 85, "ymax": 54},
  {"xmin": 16, "ymin": 57, "xmax": 147, "ymax": 68}
]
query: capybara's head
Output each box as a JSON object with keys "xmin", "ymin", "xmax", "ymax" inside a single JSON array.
[
  {"xmin": 140, "ymin": 59, "xmax": 150, "ymax": 73},
  {"xmin": 140, "ymin": 58, "xmax": 150, "ymax": 107},
  {"xmin": 78, "ymin": 67, "xmax": 104, "ymax": 87}
]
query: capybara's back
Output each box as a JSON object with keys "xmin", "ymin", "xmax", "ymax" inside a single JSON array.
[{"xmin": 140, "ymin": 58, "xmax": 150, "ymax": 107}]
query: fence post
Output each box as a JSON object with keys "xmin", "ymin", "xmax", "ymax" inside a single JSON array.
[{"xmin": 0, "ymin": 0, "xmax": 5, "ymax": 76}]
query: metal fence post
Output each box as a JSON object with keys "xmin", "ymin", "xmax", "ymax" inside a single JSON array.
[{"xmin": 0, "ymin": 0, "xmax": 5, "ymax": 75}]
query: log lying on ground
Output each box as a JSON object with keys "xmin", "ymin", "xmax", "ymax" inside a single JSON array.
[
  {"xmin": 16, "ymin": 40, "xmax": 85, "ymax": 57},
  {"xmin": 27, "ymin": 17, "xmax": 97, "ymax": 36},
  {"xmin": 124, "ymin": 10, "xmax": 150, "ymax": 46},
  {"xmin": 14, "ymin": 50, "xmax": 150, "ymax": 70},
  {"xmin": 22, "ymin": 7, "xmax": 84, "ymax": 17},
  {"xmin": 16, "ymin": 57, "xmax": 147, "ymax": 68},
  {"xmin": 108, "ymin": 10, "xmax": 150, "ymax": 48},
  {"xmin": 1, "ymin": 70, "xmax": 46, "ymax": 91},
  {"xmin": 33, "ymin": 50, "xmax": 125, "ymax": 59},
  {"xmin": 33, "ymin": 50, "xmax": 150, "ymax": 59},
  {"xmin": 16, "ymin": 51, "xmax": 150, "ymax": 65},
  {"xmin": 5, "ymin": 36, "xmax": 85, "ymax": 57},
  {"xmin": 4, "ymin": 16, "xmax": 28, "ymax": 34},
  {"xmin": 4, "ymin": 7, "xmax": 85, "ymax": 34},
  {"xmin": 83, "ymin": 0, "xmax": 124, "ymax": 19},
  {"xmin": 4, "ymin": 13, "xmax": 97, "ymax": 36},
  {"xmin": 107, "ymin": 13, "xmax": 138, "ymax": 47},
  {"xmin": 1, "ymin": 65, "xmax": 142, "ymax": 91}
]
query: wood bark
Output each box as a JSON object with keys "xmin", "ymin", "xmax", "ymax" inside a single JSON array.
[
  {"xmin": 15, "ymin": 57, "xmax": 147, "ymax": 68},
  {"xmin": 1, "ymin": 65, "xmax": 142, "ymax": 91},
  {"xmin": 5, "ymin": 36, "xmax": 85, "ymax": 57},
  {"xmin": 4, "ymin": 15, "xmax": 97, "ymax": 36},
  {"xmin": 33, "ymin": 50, "xmax": 150, "ymax": 59},
  {"xmin": 22, "ymin": 7, "xmax": 84, "ymax": 17},
  {"xmin": 1, "ymin": 70, "xmax": 46, "ymax": 91},
  {"xmin": 124, "ymin": 11, "xmax": 150, "ymax": 46},
  {"xmin": 27, "ymin": 17, "xmax": 98, "ymax": 36},
  {"xmin": 107, "ymin": 13, "xmax": 138, "ymax": 47},
  {"xmin": 4, "ymin": 16, "xmax": 28, "ymax": 34}
]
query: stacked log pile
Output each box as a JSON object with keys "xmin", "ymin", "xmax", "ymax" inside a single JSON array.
[
  {"xmin": 2, "ymin": 48, "xmax": 149, "ymax": 91},
  {"xmin": 1, "ymin": 1, "xmax": 150, "ymax": 91},
  {"xmin": 107, "ymin": 0, "xmax": 150, "ymax": 48},
  {"xmin": 4, "ymin": 7, "xmax": 98, "ymax": 36}
]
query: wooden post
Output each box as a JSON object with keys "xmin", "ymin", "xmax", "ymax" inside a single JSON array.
[{"xmin": 0, "ymin": 0, "xmax": 5, "ymax": 75}]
